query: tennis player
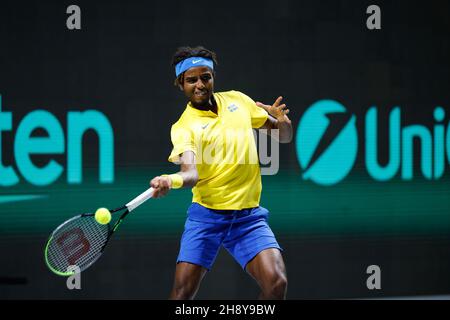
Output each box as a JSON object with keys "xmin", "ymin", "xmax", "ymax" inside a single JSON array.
[{"xmin": 150, "ymin": 46, "xmax": 293, "ymax": 300}]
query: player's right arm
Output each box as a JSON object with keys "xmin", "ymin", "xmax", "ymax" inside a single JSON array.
[{"xmin": 150, "ymin": 151, "xmax": 198, "ymax": 198}]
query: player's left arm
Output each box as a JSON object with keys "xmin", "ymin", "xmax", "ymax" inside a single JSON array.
[{"xmin": 256, "ymin": 96, "xmax": 293, "ymax": 143}]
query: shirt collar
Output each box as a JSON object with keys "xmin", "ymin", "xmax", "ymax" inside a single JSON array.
[{"xmin": 186, "ymin": 93, "xmax": 219, "ymax": 118}]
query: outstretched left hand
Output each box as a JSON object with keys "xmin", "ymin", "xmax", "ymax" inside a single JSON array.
[{"xmin": 256, "ymin": 96, "xmax": 291, "ymax": 123}]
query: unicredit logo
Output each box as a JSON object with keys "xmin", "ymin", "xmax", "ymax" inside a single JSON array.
[
  {"xmin": 296, "ymin": 100, "xmax": 357, "ymax": 186},
  {"xmin": 296, "ymin": 99, "xmax": 449, "ymax": 185}
]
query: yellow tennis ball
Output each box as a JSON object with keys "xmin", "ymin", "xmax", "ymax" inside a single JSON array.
[{"xmin": 95, "ymin": 208, "xmax": 111, "ymax": 225}]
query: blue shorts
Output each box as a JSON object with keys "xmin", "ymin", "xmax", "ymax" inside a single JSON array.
[{"xmin": 177, "ymin": 202, "xmax": 282, "ymax": 271}]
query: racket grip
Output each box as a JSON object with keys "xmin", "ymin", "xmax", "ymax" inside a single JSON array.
[{"xmin": 126, "ymin": 187, "xmax": 154, "ymax": 212}]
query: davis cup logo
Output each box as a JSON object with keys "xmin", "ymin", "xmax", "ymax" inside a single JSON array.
[{"xmin": 296, "ymin": 100, "xmax": 358, "ymax": 186}]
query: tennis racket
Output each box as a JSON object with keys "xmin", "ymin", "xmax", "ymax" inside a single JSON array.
[{"xmin": 44, "ymin": 187, "xmax": 154, "ymax": 276}]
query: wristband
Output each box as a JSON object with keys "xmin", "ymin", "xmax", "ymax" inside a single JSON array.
[{"xmin": 161, "ymin": 174, "xmax": 183, "ymax": 189}]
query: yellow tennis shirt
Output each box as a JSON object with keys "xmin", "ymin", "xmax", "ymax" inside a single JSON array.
[{"xmin": 168, "ymin": 90, "xmax": 268, "ymax": 210}]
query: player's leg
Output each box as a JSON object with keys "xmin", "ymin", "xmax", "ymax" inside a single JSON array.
[
  {"xmin": 169, "ymin": 262, "xmax": 208, "ymax": 299},
  {"xmin": 245, "ymin": 248, "xmax": 287, "ymax": 299},
  {"xmin": 223, "ymin": 206, "xmax": 287, "ymax": 299},
  {"xmin": 170, "ymin": 203, "xmax": 228, "ymax": 299}
]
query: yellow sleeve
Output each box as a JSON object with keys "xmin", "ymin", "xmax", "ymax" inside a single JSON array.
[
  {"xmin": 235, "ymin": 91, "xmax": 268, "ymax": 128},
  {"xmin": 168, "ymin": 124, "xmax": 197, "ymax": 164}
]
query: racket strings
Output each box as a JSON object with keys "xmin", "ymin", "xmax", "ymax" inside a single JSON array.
[{"xmin": 46, "ymin": 215, "xmax": 110, "ymax": 274}]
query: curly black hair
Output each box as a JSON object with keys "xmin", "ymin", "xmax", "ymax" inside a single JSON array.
[{"xmin": 172, "ymin": 46, "xmax": 218, "ymax": 86}]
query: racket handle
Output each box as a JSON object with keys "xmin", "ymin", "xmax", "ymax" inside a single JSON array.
[{"xmin": 126, "ymin": 187, "xmax": 154, "ymax": 212}]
